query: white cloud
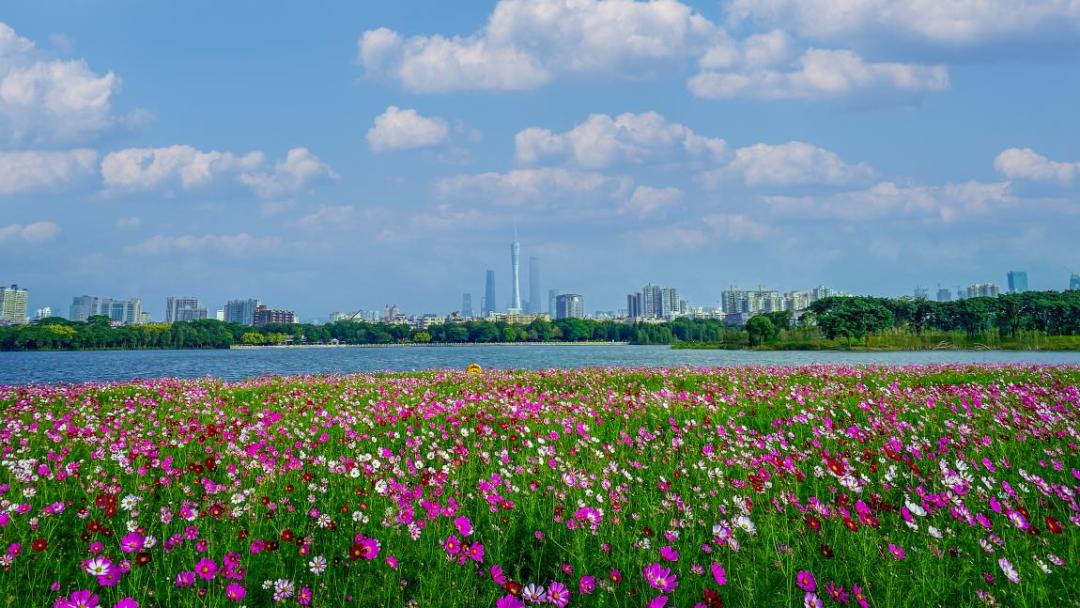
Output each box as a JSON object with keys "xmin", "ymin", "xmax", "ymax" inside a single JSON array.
[
  {"xmin": 0, "ymin": 149, "xmax": 97, "ymax": 195},
  {"xmin": 515, "ymin": 111, "xmax": 726, "ymax": 168},
  {"xmin": 115, "ymin": 216, "xmax": 141, "ymax": 229},
  {"xmin": 994, "ymin": 147, "xmax": 1079, "ymax": 184},
  {"xmin": 238, "ymin": 147, "xmax": 337, "ymax": 198},
  {"xmin": 623, "ymin": 225, "xmax": 712, "ymax": 251},
  {"xmin": 127, "ymin": 233, "xmax": 282, "ymax": 255},
  {"xmin": 435, "ymin": 167, "xmax": 632, "ymax": 206},
  {"xmin": 689, "ymin": 48, "xmax": 948, "ymax": 102},
  {"xmin": 358, "ymin": 0, "xmax": 714, "ymax": 92},
  {"xmin": 761, "ymin": 180, "xmax": 1013, "ymax": 221},
  {"xmin": 101, "ymin": 145, "xmax": 263, "ymax": 190},
  {"xmin": 0, "ymin": 22, "xmax": 128, "ymax": 144},
  {"xmin": 624, "ymin": 185, "xmax": 682, "ymax": 218},
  {"xmin": 702, "ymin": 212, "xmax": 772, "ymax": 240},
  {"xmin": 366, "ymin": 106, "xmax": 449, "ymax": 152},
  {"xmin": 699, "ymin": 141, "xmax": 874, "ymax": 187},
  {"xmin": 0, "ymin": 220, "xmax": 60, "ymax": 243},
  {"xmin": 725, "ymin": 0, "xmax": 1080, "ymax": 48}
]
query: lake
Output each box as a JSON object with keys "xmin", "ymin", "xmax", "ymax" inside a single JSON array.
[{"xmin": 2, "ymin": 344, "xmax": 1079, "ymax": 385}]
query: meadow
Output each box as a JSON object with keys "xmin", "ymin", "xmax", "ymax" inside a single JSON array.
[{"xmin": 0, "ymin": 365, "xmax": 1077, "ymax": 607}]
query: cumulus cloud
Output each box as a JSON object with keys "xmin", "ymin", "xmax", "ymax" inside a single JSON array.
[
  {"xmin": 701, "ymin": 212, "xmax": 772, "ymax": 240},
  {"xmin": 237, "ymin": 147, "xmax": 337, "ymax": 198},
  {"xmin": 622, "ymin": 212, "xmax": 771, "ymax": 251},
  {"xmin": 0, "ymin": 22, "xmax": 131, "ymax": 144},
  {"xmin": 127, "ymin": 233, "xmax": 282, "ymax": 255},
  {"xmin": 689, "ymin": 48, "xmax": 948, "ymax": 103},
  {"xmin": 515, "ymin": 111, "xmax": 726, "ymax": 168},
  {"xmin": 0, "ymin": 149, "xmax": 97, "ymax": 195},
  {"xmin": 366, "ymin": 106, "xmax": 449, "ymax": 152},
  {"xmin": 0, "ymin": 220, "xmax": 60, "ymax": 243},
  {"xmin": 101, "ymin": 145, "xmax": 333, "ymax": 198},
  {"xmin": 435, "ymin": 167, "xmax": 632, "ymax": 206},
  {"xmin": 358, "ymin": 0, "xmax": 714, "ymax": 92},
  {"xmin": 623, "ymin": 185, "xmax": 683, "ymax": 218},
  {"xmin": 994, "ymin": 147, "xmax": 1079, "ymax": 184},
  {"xmin": 724, "ymin": 0, "xmax": 1080, "ymax": 48},
  {"xmin": 761, "ymin": 180, "xmax": 1013, "ymax": 221},
  {"xmin": 699, "ymin": 141, "xmax": 874, "ymax": 187}
]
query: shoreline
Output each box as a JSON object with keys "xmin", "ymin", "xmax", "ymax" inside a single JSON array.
[{"xmin": 229, "ymin": 341, "xmax": 630, "ymax": 349}]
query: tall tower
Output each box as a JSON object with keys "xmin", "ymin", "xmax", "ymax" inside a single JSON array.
[
  {"xmin": 483, "ymin": 270, "xmax": 496, "ymax": 316},
  {"xmin": 528, "ymin": 256, "xmax": 540, "ymax": 314},
  {"xmin": 509, "ymin": 230, "xmax": 522, "ymax": 313}
]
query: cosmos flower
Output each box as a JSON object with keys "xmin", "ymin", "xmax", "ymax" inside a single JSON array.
[
  {"xmin": 796, "ymin": 571, "xmax": 817, "ymax": 592},
  {"xmin": 644, "ymin": 563, "xmax": 678, "ymax": 593}
]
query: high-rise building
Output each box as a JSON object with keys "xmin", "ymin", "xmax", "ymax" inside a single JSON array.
[
  {"xmin": 914, "ymin": 287, "xmax": 929, "ymax": 299},
  {"xmin": 642, "ymin": 284, "xmax": 662, "ymax": 318},
  {"xmin": 528, "ymin": 256, "xmax": 540, "ymax": 314},
  {"xmin": 627, "ymin": 293, "xmax": 642, "ymax": 320},
  {"xmin": 936, "ymin": 287, "xmax": 952, "ymax": 302},
  {"xmin": 252, "ymin": 305, "xmax": 295, "ymax": 326},
  {"xmin": 509, "ymin": 232, "xmax": 522, "ymax": 313},
  {"xmin": 165, "ymin": 296, "xmax": 208, "ymax": 323},
  {"xmin": 966, "ymin": 283, "xmax": 999, "ymax": 299},
  {"xmin": 1007, "ymin": 271, "xmax": 1029, "ymax": 293},
  {"xmin": 659, "ymin": 287, "xmax": 679, "ymax": 318},
  {"xmin": 70, "ymin": 295, "xmax": 99, "ymax": 322},
  {"xmin": 0, "ymin": 284, "xmax": 29, "ymax": 325},
  {"xmin": 1071, "ymin": 273, "xmax": 1080, "ymax": 290},
  {"xmin": 34, "ymin": 306, "xmax": 54, "ymax": 320},
  {"xmin": 483, "ymin": 270, "xmax": 496, "ymax": 316},
  {"xmin": 548, "ymin": 289, "xmax": 557, "ymax": 316},
  {"xmin": 555, "ymin": 294, "xmax": 584, "ymax": 319},
  {"xmin": 215, "ymin": 309, "xmax": 225, "ymax": 321},
  {"xmin": 461, "ymin": 293, "xmax": 473, "ymax": 318},
  {"xmin": 224, "ymin": 299, "xmax": 259, "ymax": 325},
  {"xmin": 98, "ymin": 298, "xmax": 144, "ymax": 325}
]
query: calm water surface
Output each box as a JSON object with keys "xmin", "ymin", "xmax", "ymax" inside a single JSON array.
[{"xmin": 2, "ymin": 345, "xmax": 1079, "ymax": 385}]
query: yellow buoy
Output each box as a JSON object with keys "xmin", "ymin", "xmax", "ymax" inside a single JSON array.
[{"xmin": 466, "ymin": 363, "xmax": 483, "ymax": 375}]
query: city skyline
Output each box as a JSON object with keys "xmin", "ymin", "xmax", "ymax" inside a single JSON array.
[{"xmin": 1, "ymin": 2, "xmax": 1078, "ymax": 320}]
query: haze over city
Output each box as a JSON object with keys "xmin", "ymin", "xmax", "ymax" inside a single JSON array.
[{"xmin": 2, "ymin": 1, "xmax": 1079, "ymax": 321}]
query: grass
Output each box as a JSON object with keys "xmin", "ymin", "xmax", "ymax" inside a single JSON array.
[{"xmin": 0, "ymin": 365, "xmax": 1078, "ymax": 607}]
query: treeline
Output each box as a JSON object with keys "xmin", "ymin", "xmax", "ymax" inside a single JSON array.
[{"xmin": 0, "ymin": 315, "xmax": 739, "ymax": 351}]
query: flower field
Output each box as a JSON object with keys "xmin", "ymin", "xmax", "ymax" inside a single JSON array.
[{"xmin": 1, "ymin": 365, "xmax": 1079, "ymax": 607}]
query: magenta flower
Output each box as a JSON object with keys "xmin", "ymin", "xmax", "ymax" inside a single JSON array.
[
  {"xmin": 454, "ymin": 516, "xmax": 473, "ymax": 537},
  {"xmin": 887, "ymin": 544, "xmax": 906, "ymax": 560},
  {"xmin": 496, "ymin": 595, "xmax": 524, "ymax": 608},
  {"xmin": 796, "ymin": 570, "xmax": 817, "ymax": 592},
  {"xmin": 546, "ymin": 581, "xmax": 570, "ymax": 608},
  {"xmin": 467, "ymin": 542, "xmax": 485, "ymax": 563},
  {"xmin": 62, "ymin": 590, "xmax": 100, "ymax": 608},
  {"xmin": 225, "ymin": 582, "xmax": 246, "ymax": 601},
  {"xmin": 659, "ymin": 545, "xmax": 679, "ymax": 562},
  {"xmin": 444, "ymin": 535, "xmax": 462, "ymax": 555},
  {"xmin": 195, "ymin": 558, "xmax": 218, "ymax": 580},
  {"xmin": 825, "ymin": 582, "xmax": 849, "ymax": 604},
  {"xmin": 175, "ymin": 571, "xmax": 196, "ymax": 588},
  {"xmin": 644, "ymin": 563, "xmax": 678, "ymax": 593},
  {"xmin": 711, "ymin": 563, "xmax": 727, "ymax": 586},
  {"xmin": 647, "ymin": 596, "xmax": 669, "ymax": 608},
  {"xmin": 113, "ymin": 600, "xmax": 138, "ymax": 608},
  {"xmin": 491, "ymin": 564, "xmax": 507, "ymax": 585},
  {"xmin": 358, "ymin": 537, "xmax": 380, "ymax": 560},
  {"xmin": 120, "ymin": 532, "xmax": 144, "ymax": 554},
  {"xmin": 579, "ymin": 575, "xmax": 596, "ymax": 595}
]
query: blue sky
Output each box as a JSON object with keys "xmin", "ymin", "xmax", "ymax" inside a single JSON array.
[{"xmin": 2, "ymin": 0, "xmax": 1079, "ymax": 319}]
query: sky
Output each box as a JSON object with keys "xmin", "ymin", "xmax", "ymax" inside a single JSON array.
[{"xmin": 1, "ymin": 0, "xmax": 1079, "ymax": 320}]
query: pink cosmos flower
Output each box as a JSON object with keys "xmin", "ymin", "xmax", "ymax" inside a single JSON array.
[
  {"xmin": 113, "ymin": 600, "xmax": 137, "ymax": 608},
  {"xmin": 195, "ymin": 558, "xmax": 218, "ymax": 580},
  {"xmin": 226, "ymin": 582, "xmax": 246, "ymax": 601},
  {"xmin": 644, "ymin": 563, "xmax": 678, "ymax": 593},
  {"xmin": 804, "ymin": 592, "xmax": 824, "ymax": 608},
  {"xmin": 491, "ymin": 565, "xmax": 507, "ymax": 585},
  {"xmin": 454, "ymin": 516, "xmax": 473, "ymax": 537},
  {"xmin": 579, "ymin": 575, "xmax": 596, "ymax": 595},
  {"xmin": 887, "ymin": 544, "xmax": 906, "ymax": 560},
  {"xmin": 796, "ymin": 570, "xmax": 817, "ymax": 592},
  {"xmin": 711, "ymin": 563, "xmax": 727, "ymax": 586},
  {"xmin": 62, "ymin": 590, "xmax": 100, "ymax": 608},
  {"xmin": 496, "ymin": 595, "xmax": 524, "ymax": 608},
  {"xmin": 358, "ymin": 537, "xmax": 380, "ymax": 560},
  {"xmin": 825, "ymin": 582, "xmax": 849, "ymax": 604},
  {"xmin": 659, "ymin": 546, "xmax": 679, "ymax": 562},
  {"xmin": 647, "ymin": 596, "xmax": 668, "ymax": 608},
  {"xmin": 467, "ymin": 542, "xmax": 485, "ymax": 563},
  {"xmin": 120, "ymin": 533, "xmax": 144, "ymax": 554},
  {"xmin": 546, "ymin": 581, "xmax": 570, "ymax": 608},
  {"xmin": 444, "ymin": 535, "xmax": 462, "ymax": 555}
]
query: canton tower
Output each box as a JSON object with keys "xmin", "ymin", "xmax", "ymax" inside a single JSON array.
[{"xmin": 509, "ymin": 229, "xmax": 522, "ymax": 313}]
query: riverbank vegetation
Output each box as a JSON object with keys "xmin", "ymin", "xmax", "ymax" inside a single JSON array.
[{"xmin": 2, "ymin": 290, "xmax": 1079, "ymax": 351}]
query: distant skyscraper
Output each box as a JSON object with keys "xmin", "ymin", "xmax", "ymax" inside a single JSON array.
[
  {"xmin": 555, "ymin": 294, "xmax": 584, "ymax": 319},
  {"xmin": 914, "ymin": 287, "xmax": 929, "ymax": 299},
  {"xmin": 224, "ymin": 299, "xmax": 259, "ymax": 325},
  {"xmin": 627, "ymin": 293, "xmax": 642, "ymax": 319},
  {"xmin": 70, "ymin": 295, "xmax": 99, "ymax": 321},
  {"xmin": 35, "ymin": 306, "xmax": 54, "ymax": 320},
  {"xmin": 462, "ymin": 293, "xmax": 473, "ymax": 318},
  {"xmin": 483, "ymin": 270, "xmax": 496, "ymax": 316},
  {"xmin": 1007, "ymin": 271, "xmax": 1029, "ymax": 293},
  {"xmin": 0, "ymin": 284, "xmax": 28, "ymax": 324},
  {"xmin": 642, "ymin": 284, "xmax": 662, "ymax": 318},
  {"xmin": 509, "ymin": 231, "xmax": 522, "ymax": 313},
  {"xmin": 98, "ymin": 298, "xmax": 144, "ymax": 325},
  {"xmin": 1071, "ymin": 273, "xmax": 1080, "ymax": 290},
  {"xmin": 528, "ymin": 256, "xmax": 540, "ymax": 314},
  {"xmin": 165, "ymin": 296, "xmax": 207, "ymax": 323},
  {"xmin": 966, "ymin": 283, "xmax": 999, "ymax": 299},
  {"xmin": 548, "ymin": 289, "xmax": 557, "ymax": 316},
  {"xmin": 936, "ymin": 287, "xmax": 952, "ymax": 302},
  {"xmin": 252, "ymin": 305, "xmax": 295, "ymax": 326}
]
